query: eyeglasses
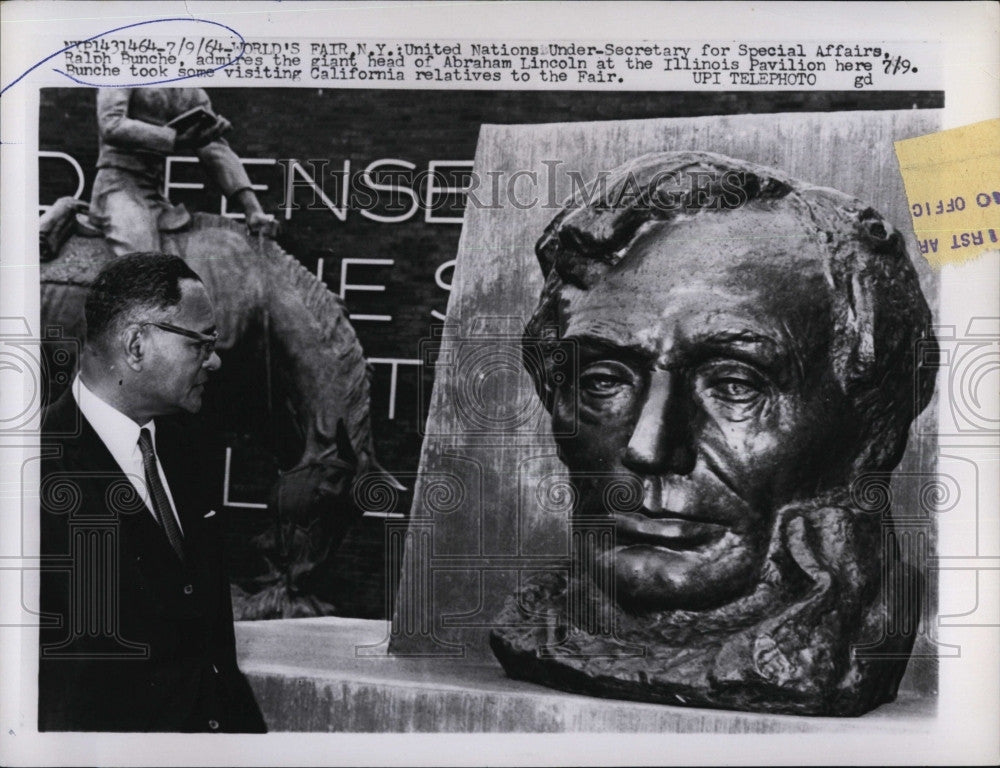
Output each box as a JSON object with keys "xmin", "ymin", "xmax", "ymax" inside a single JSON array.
[{"xmin": 140, "ymin": 321, "xmax": 218, "ymax": 358}]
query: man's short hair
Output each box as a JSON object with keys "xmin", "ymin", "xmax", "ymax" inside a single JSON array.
[
  {"xmin": 85, "ymin": 251, "xmax": 202, "ymax": 346},
  {"xmin": 524, "ymin": 151, "xmax": 937, "ymax": 474}
]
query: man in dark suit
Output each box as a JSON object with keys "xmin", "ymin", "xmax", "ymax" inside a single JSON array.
[{"xmin": 39, "ymin": 252, "xmax": 266, "ymax": 732}]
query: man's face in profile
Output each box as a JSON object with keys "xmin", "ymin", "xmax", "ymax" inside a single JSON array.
[
  {"xmin": 138, "ymin": 278, "xmax": 221, "ymax": 417},
  {"xmin": 549, "ymin": 208, "xmax": 862, "ymax": 611}
]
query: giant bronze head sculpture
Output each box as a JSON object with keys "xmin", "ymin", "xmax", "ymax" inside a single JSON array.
[{"xmin": 490, "ymin": 151, "xmax": 936, "ymax": 716}]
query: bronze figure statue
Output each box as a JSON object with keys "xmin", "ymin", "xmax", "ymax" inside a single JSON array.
[
  {"xmin": 86, "ymin": 88, "xmax": 278, "ymax": 256},
  {"xmin": 490, "ymin": 151, "xmax": 936, "ymax": 716}
]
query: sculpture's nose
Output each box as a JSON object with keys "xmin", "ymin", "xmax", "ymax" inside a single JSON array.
[{"xmin": 622, "ymin": 369, "xmax": 696, "ymax": 476}]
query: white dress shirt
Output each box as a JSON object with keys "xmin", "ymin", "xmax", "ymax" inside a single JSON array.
[{"xmin": 72, "ymin": 375, "xmax": 184, "ymax": 534}]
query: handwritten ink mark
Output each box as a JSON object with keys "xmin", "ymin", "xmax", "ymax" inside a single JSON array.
[{"xmin": 1, "ymin": 17, "xmax": 246, "ymax": 97}]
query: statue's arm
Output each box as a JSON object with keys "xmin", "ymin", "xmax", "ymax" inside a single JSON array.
[
  {"xmin": 188, "ymin": 90, "xmax": 275, "ymax": 233},
  {"xmin": 195, "ymin": 139, "xmax": 254, "ymax": 198},
  {"xmin": 179, "ymin": 87, "xmax": 251, "ymax": 196},
  {"xmin": 96, "ymin": 88, "xmax": 176, "ymax": 153}
]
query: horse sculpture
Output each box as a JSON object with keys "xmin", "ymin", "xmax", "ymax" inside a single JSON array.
[{"xmin": 40, "ymin": 204, "xmax": 398, "ymax": 619}]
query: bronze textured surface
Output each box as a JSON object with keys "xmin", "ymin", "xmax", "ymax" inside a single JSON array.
[{"xmin": 393, "ymin": 111, "xmax": 940, "ymax": 711}]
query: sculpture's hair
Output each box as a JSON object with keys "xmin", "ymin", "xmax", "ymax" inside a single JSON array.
[
  {"xmin": 85, "ymin": 251, "xmax": 202, "ymax": 346},
  {"xmin": 524, "ymin": 151, "xmax": 937, "ymax": 473}
]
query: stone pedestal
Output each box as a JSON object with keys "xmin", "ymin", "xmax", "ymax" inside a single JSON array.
[{"xmin": 235, "ymin": 618, "xmax": 933, "ymax": 732}]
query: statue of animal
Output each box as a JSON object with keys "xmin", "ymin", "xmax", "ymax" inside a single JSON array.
[{"xmin": 40, "ymin": 205, "xmax": 400, "ymax": 619}]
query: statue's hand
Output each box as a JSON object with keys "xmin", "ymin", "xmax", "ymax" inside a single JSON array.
[
  {"xmin": 247, "ymin": 211, "xmax": 280, "ymax": 238},
  {"xmin": 175, "ymin": 115, "xmax": 232, "ymax": 150}
]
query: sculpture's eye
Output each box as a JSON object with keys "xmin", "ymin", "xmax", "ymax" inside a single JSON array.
[
  {"xmin": 581, "ymin": 373, "xmax": 625, "ymax": 397},
  {"xmin": 698, "ymin": 363, "xmax": 766, "ymax": 406},
  {"xmin": 713, "ymin": 377, "xmax": 758, "ymax": 402},
  {"xmin": 579, "ymin": 362, "xmax": 635, "ymax": 399}
]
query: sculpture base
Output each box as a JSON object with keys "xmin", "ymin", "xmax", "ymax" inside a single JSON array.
[{"xmin": 234, "ymin": 618, "xmax": 933, "ymax": 732}]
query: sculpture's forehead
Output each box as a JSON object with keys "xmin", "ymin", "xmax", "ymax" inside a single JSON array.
[
  {"xmin": 617, "ymin": 206, "xmax": 826, "ymax": 284},
  {"xmin": 561, "ymin": 208, "xmax": 834, "ymax": 352}
]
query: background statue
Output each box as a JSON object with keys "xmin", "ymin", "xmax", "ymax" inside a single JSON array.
[
  {"xmin": 490, "ymin": 151, "xmax": 937, "ymax": 716},
  {"xmin": 40, "ymin": 210, "xmax": 398, "ymax": 619},
  {"xmin": 86, "ymin": 87, "xmax": 277, "ymax": 255}
]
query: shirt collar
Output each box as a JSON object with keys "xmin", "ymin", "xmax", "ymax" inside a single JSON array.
[{"xmin": 72, "ymin": 374, "xmax": 156, "ymax": 460}]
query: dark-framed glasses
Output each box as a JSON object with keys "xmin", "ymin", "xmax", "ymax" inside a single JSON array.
[{"xmin": 140, "ymin": 321, "xmax": 218, "ymax": 357}]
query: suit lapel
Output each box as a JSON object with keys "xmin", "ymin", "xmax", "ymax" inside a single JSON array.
[{"xmin": 50, "ymin": 391, "xmax": 186, "ymax": 573}]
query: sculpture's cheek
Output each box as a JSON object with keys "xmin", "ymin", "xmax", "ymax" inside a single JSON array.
[{"xmin": 553, "ymin": 405, "xmax": 636, "ymax": 473}]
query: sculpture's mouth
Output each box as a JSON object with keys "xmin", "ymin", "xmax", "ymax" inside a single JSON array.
[
  {"xmin": 640, "ymin": 476, "xmax": 695, "ymax": 514},
  {"xmin": 611, "ymin": 509, "xmax": 727, "ymax": 550}
]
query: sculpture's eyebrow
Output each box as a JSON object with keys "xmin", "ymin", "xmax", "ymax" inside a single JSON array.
[
  {"xmin": 563, "ymin": 332, "xmax": 652, "ymax": 362},
  {"xmin": 564, "ymin": 329, "xmax": 797, "ymax": 382},
  {"xmin": 689, "ymin": 329, "xmax": 781, "ymax": 350},
  {"xmin": 684, "ymin": 329, "xmax": 794, "ymax": 379}
]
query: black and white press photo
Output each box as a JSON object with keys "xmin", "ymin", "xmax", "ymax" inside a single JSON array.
[{"xmin": 2, "ymin": 2, "xmax": 998, "ymax": 766}]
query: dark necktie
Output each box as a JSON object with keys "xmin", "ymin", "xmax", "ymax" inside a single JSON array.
[{"xmin": 138, "ymin": 428, "xmax": 185, "ymax": 562}]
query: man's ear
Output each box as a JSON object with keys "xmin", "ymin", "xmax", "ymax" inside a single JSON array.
[{"xmin": 121, "ymin": 325, "xmax": 145, "ymax": 371}]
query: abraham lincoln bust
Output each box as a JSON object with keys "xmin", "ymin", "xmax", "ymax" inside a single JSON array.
[{"xmin": 490, "ymin": 151, "xmax": 936, "ymax": 716}]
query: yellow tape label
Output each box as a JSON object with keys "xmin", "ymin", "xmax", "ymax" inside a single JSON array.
[{"xmin": 894, "ymin": 119, "xmax": 1000, "ymax": 267}]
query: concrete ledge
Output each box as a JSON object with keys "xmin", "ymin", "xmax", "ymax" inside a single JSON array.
[{"xmin": 235, "ymin": 618, "xmax": 935, "ymax": 733}]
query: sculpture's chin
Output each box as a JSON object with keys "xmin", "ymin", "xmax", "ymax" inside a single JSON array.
[
  {"xmin": 594, "ymin": 536, "xmax": 762, "ymax": 613},
  {"xmin": 492, "ymin": 496, "xmax": 917, "ymax": 717}
]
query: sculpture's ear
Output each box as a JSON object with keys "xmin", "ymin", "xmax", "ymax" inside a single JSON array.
[
  {"xmin": 522, "ymin": 274, "xmax": 567, "ymax": 414},
  {"xmin": 522, "ymin": 342, "xmax": 556, "ymax": 414},
  {"xmin": 848, "ymin": 270, "xmax": 877, "ymax": 371},
  {"xmin": 841, "ymin": 207, "xmax": 904, "ymax": 388},
  {"xmin": 522, "ymin": 324, "xmax": 572, "ymax": 416}
]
